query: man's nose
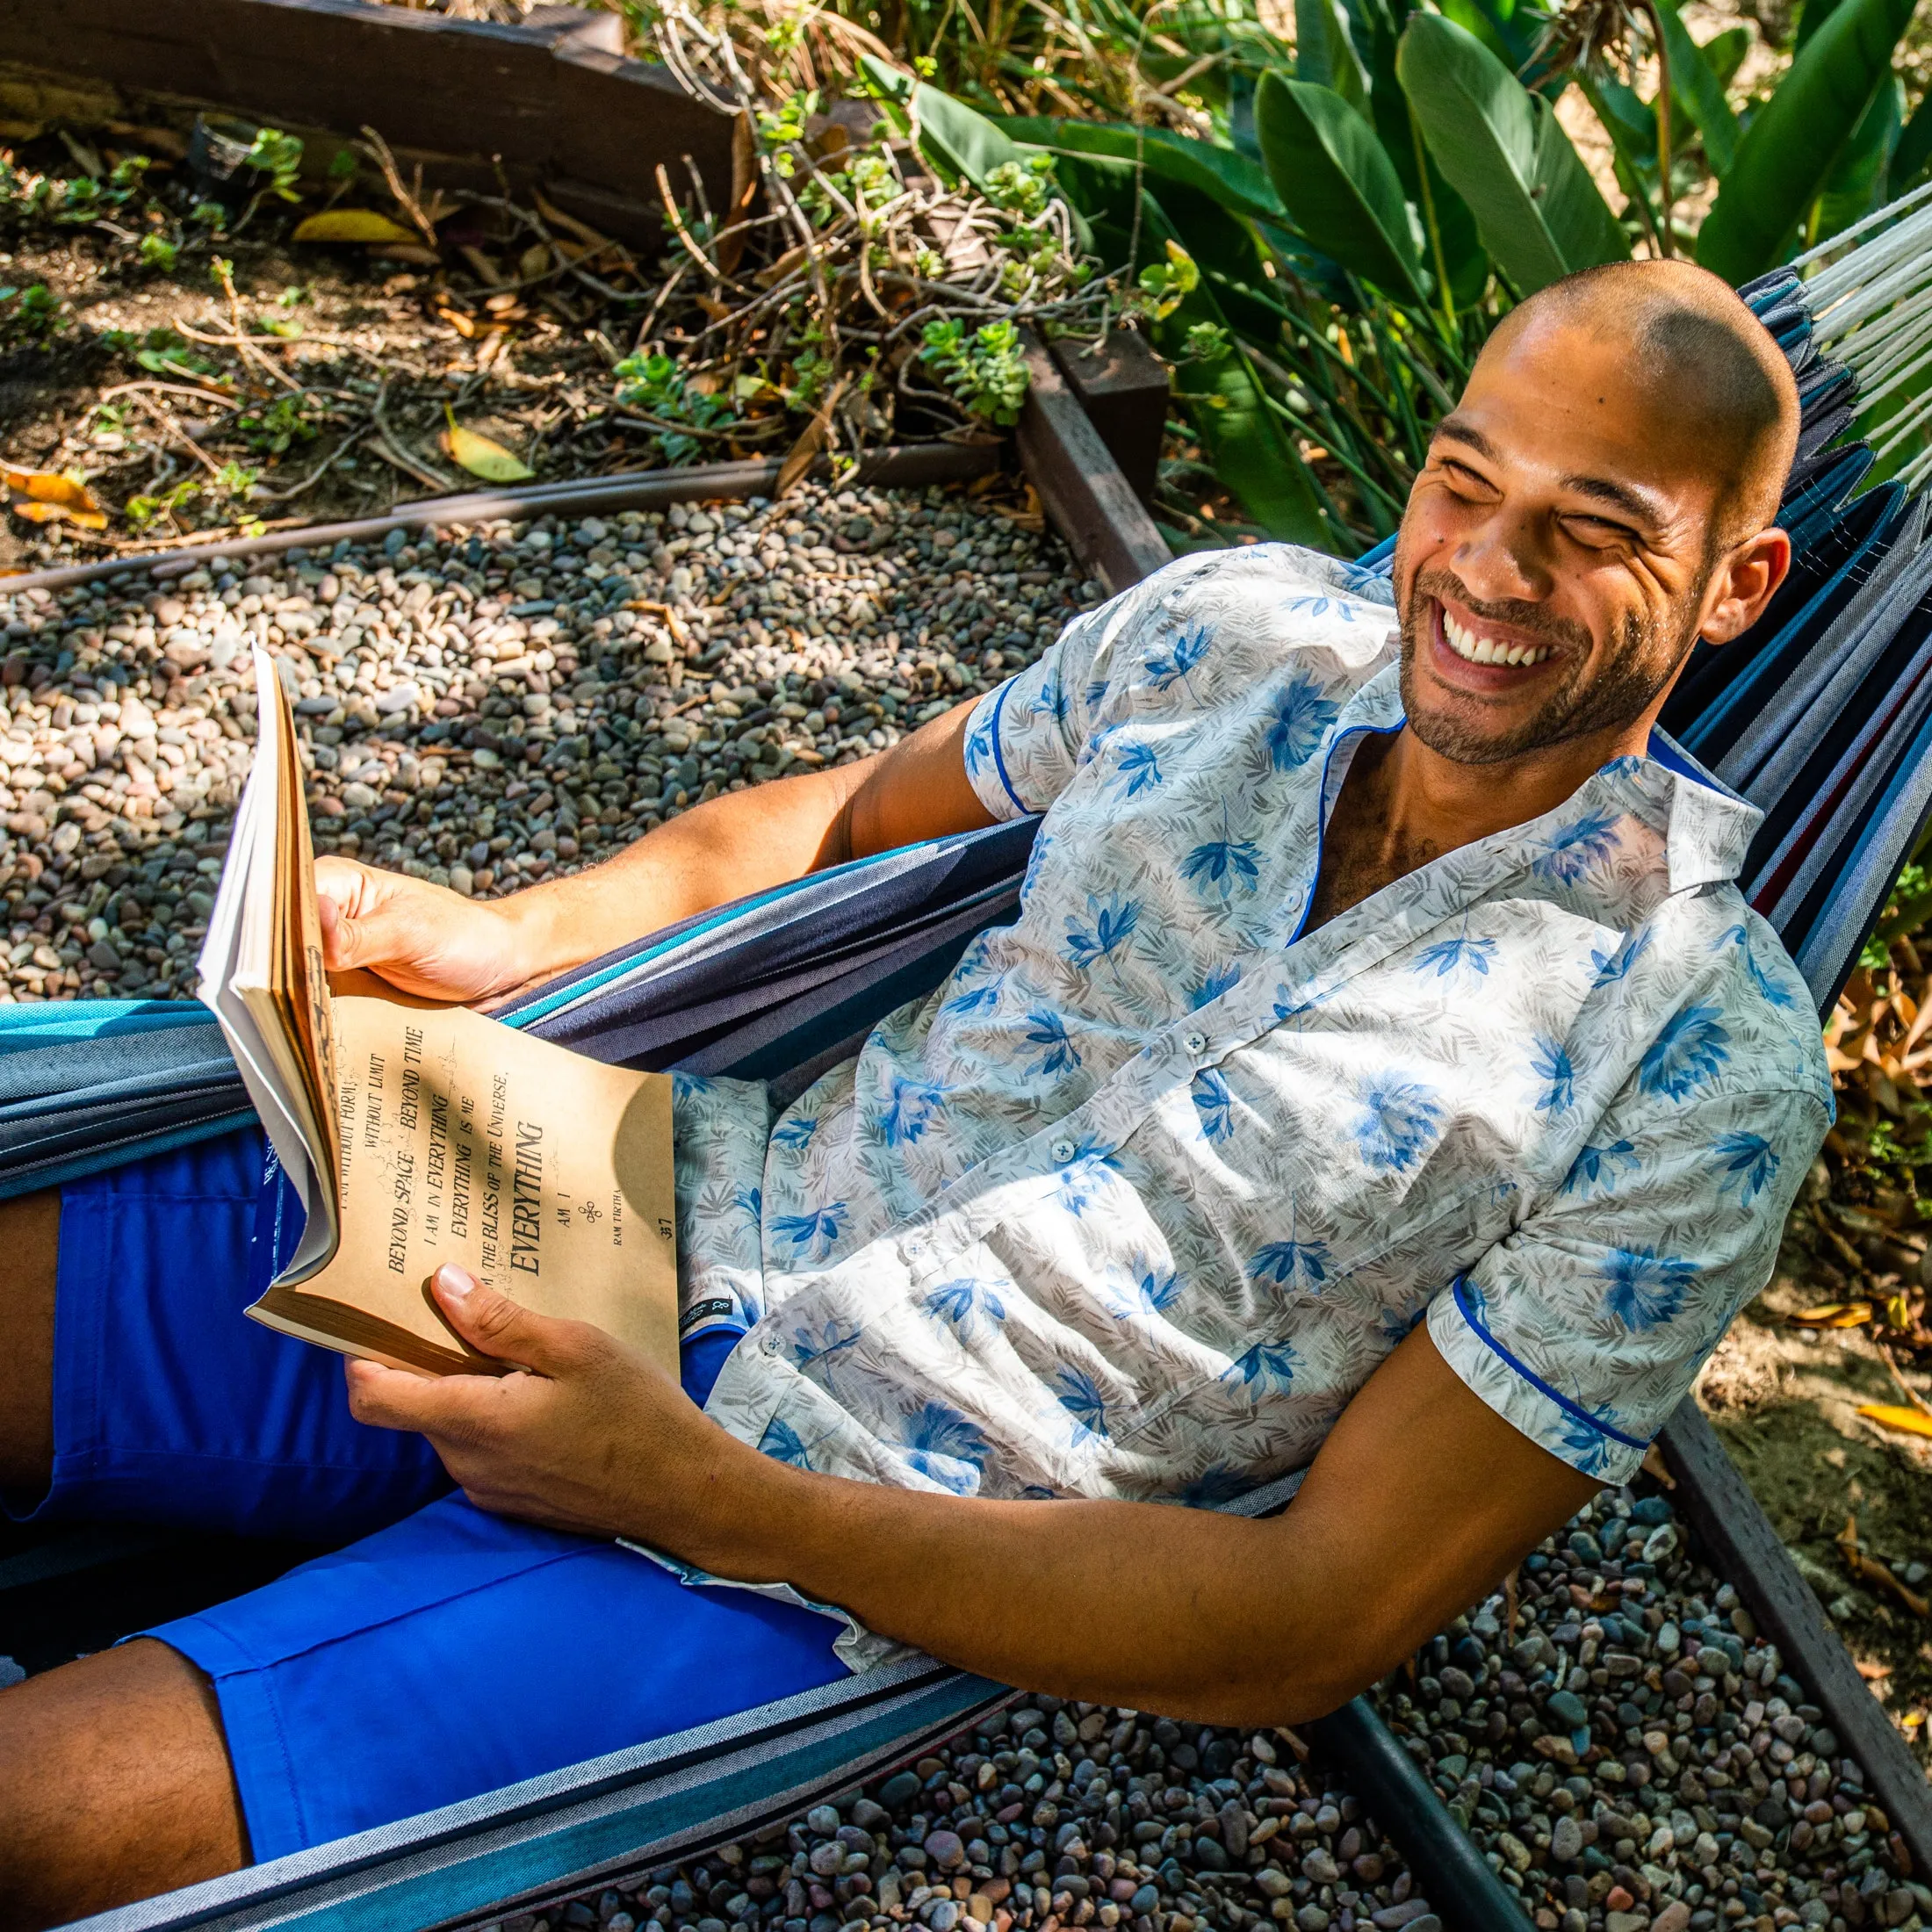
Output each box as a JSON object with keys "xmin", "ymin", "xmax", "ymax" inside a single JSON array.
[{"xmin": 1452, "ymin": 513, "xmax": 1551, "ymax": 605}]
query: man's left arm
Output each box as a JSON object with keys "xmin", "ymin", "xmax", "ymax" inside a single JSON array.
[{"xmin": 347, "ymin": 1272, "xmax": 1597, "ymax": 1727}]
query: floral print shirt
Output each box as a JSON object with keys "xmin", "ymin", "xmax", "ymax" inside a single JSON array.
[{"xmin": 675, "ymin": 543, "xmax": 1831, "ymax": 1528}]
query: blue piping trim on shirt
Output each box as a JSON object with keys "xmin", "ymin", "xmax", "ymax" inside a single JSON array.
[
  {"xmin": 1450, "ymin": 1276, "xmax": 1648, "ymax": 1450},
  {"xmin": 986, "ymin": 678, "xmax": 1030, "ymax": 818},
  {"xmin": 1287, "ymin": 717, "xmax": 1403, "ymax": 947}
]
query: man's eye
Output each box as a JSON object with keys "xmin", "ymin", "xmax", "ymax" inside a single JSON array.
[
  {"xmin": 1434, "ymin": 458, "xmax": 1493, "ymax": 494},
  {"xmin": 1562, "ymin": 515, "xmax": 1635, "ymax": 547}
]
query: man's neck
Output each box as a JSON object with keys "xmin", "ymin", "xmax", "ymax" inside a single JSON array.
[{"xmin": 1305, "ymin": 715, "xmax": 1654, "ymax": 934}]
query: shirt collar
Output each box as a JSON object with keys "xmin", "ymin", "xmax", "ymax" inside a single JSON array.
[{"xmin": 1323, "ymin": 666, "xmax": 1763, "ymax": 895}]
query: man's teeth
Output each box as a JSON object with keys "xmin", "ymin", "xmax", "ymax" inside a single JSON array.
[{"xmin": 1442, "ymin": 610, "xmax": 1552, "ymax": 667}]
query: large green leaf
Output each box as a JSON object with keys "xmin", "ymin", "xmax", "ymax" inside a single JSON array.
[
  {"xmin": 1887, "ymin": 78, "xmax": 1932, "ymax": 193},
  {"xmin": 1295, "ymin": 0, "xmax": 1371, "ymax": 111},
  {"xmin": 1398, "ymin": 13, "xmax": 1629, "ymax": 294},
  {"xmin": 1343, "ymin": 0, "xmax": 1489, "ymax": 310},
  {"xmin": 1655, "ymin": 0, "xmax": 1740, "ymax": 177},
  {"xmin": 1816, "ymin": 74, "xmax": 1904, "ymax": 240},
  {"xmin": 1136, "ymin": 193, "xmax": 1342, "ymax": 549},
  {"xmin": 858, "ymin": 55, "xmax": 1092, "ymax": 251},
  {"xmin": 1253, "ymin": 70, "xmax": 1428, "ymax": 303},
  {"xmin": 1694, "ymin": 0, "xmax": 1918, "ymax": 282},
  {"xmin": 1699, "ymin": 25, "xmax": 1751, "ymax": 90},
  {"xmin": 993, "ymin": 117, "xmax": 1284, "ymax": 226}
]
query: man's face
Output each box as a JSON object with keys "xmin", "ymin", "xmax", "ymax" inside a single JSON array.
[{"xmin": 1392, "ymin": 318, "xmax": 1752, "ymax": 767}]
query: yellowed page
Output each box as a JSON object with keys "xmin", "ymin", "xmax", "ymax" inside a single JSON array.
[{"xmin": 249, "ymin": 994, "xmax": 679, "ymax": 1378}]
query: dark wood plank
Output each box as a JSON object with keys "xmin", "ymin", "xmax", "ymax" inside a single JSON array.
[
  {"xmin": 1049, "ymin": 330, "xmax": 1169, "ymax": 504},
  {"xmin": 1016, "ymin": 333, "xmax": 1171, "ymax": 595},
  {"xmin": 0, "ymin": 0, "xmax": 736, "ymax": 237},
  {"xmin": 1660, "ymin": 1401, "xmax": 1932, "ymax": 1878}
]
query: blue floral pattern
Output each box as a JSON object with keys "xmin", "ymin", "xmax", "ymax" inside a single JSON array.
[{"xmin": 662, "ymin": 543, "xmax": 1830, "ymax": 1575}]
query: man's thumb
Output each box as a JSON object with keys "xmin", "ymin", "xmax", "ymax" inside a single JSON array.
[
  {"xmin": 430, "ymin": 1265, "xmax": 556, "ymax": 1370},
  {"xmin": 317, "ymin": 886, "xmax": 390, "ymax": 972}
]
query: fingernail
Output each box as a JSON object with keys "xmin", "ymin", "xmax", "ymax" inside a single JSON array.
[{"xmin": 436, "ymin": 1264, "xmax": 477, "ymax": 1299}]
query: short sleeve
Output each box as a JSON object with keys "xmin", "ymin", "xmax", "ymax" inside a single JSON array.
[
  {"xmin": 1427, "ymin": 1080, "xmax": 1829, "ymax": 1483},
  {"xmin": 962, "ymin": 595, "xmax": 1120, "ymax": 821}
]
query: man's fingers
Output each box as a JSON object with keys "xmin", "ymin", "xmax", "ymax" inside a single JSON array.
[
  {"xmin": 344, "ymin": 1356, "xmax": 503, "ymax": 1435},
  {"xmin": 429, "ymin": 1265, "xmax": 583, "ymax": 1373}
]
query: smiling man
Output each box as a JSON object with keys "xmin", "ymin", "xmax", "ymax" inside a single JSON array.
[{"xmin": 0, "ymin": 259, "xmax": 1831, "ymax": 1925}]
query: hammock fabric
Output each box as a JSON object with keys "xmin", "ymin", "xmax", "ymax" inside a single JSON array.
[{"xmin": 35, "ymin": 209, "xmax": 1932, "ymax": 1930}]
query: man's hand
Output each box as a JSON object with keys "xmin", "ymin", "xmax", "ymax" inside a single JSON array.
[
  {"xmin": 316, "ymin": 859, "xmax": 536, "ymax": 1006},
  {"xmin": 343, "ymin": 1266, "xmax": 759, "ymax": 1544}
]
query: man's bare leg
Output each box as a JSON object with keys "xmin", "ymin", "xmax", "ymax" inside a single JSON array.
[{"xmin": 0, "ymin": 1189, "xmax": 252, "ymax": 1930}]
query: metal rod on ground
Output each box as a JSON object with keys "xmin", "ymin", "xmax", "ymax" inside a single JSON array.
[
  {"xmin": 1304, "ymin": 1698, "xmax": 1528, "ymax": 1930},
  {"xmin": 0, "ymin": 443, "xmax": 1004, "ymax": 597}
]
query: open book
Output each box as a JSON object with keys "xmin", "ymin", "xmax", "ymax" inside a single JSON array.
[{"xmin": 196, "ymin": 648, "xmax": 680, "ymax": 1377}]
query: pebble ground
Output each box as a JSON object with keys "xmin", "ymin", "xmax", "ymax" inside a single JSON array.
[
  {"xmin": 0, "ymin": 488, "xmax": 1908, "ymax": 1932},
  {"xmin": 487, "ymin": 1488, "xmax": 1915, "ymax": 1932},
  {"xmin": 0, "ymin": 480, "xmax": 1090, "ymax": 1001}
]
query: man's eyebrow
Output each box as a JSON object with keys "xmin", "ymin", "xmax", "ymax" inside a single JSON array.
[
  {"xmin": 1431, "ymin": 416, "xmax": 1496, "ymax": 460},
  {"xmin": 1559, "ymin": 472, "xmax": 1669, "ymax": 527}
]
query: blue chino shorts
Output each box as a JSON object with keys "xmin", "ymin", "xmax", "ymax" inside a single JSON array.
[{"xmin": 11, "ymin": 1125, "xmax": 848, "ymax": 1862}]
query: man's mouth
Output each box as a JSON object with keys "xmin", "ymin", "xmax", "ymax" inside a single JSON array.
[{"xmin": 1432, "ymin": 599, "xmax": 1560, "ymax": 674}]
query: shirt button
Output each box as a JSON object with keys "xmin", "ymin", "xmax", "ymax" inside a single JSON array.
[
  {"xmin": 1050, "ymin": 1137, "xmax": 1077, "ymax": 1163},
  {"xmin": 1184, "ymin": 1030, "xmax": 1208, "ymax": 1055},
  {"xmin": 905, "ymin": 1237, "xmax": 926, "ymax": 1259}
]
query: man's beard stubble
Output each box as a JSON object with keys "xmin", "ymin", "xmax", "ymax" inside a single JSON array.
[{"xmin": 1396, "ymin": 564, "xmax": 1703, "ymax": 767}]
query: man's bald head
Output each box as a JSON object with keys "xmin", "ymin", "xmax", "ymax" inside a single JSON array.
[{"xmin": 1483, "ymin": 259, "xmax": 1800, "ymax": 550}]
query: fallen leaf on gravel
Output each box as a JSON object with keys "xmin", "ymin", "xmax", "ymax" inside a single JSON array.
[
  {"xmin": 1856, "ymin": 1403, "xmax": 1932, "ymax": 1439},
  {"xmin": 292, "ymin": 208, "xmax": 419, "ymax": 244},
  {"xmin": 442, "ymin": 409, "xmax": 533, "ymax": 481},
  {"xmin": 3, "ymin": 468, "xmax": 106, "ymax": 529},
  {"xmin": 1792, "ymin": 1301, "xmax": 1873, "ymax": 1327}
]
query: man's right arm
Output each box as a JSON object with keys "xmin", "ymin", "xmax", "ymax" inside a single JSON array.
[{"xmin": 316, "ymin": 695, "xmax": 997, "ymax": 1004}]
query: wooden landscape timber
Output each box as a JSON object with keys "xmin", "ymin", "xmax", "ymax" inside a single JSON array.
[{"xmin": 0, "ymin": 0, "xmax": 740, "ymax": 246}]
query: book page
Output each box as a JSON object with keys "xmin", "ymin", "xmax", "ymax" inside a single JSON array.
[{"xmin": 249, "ymin": 994, "xmax": 680, "ymax": 1378}]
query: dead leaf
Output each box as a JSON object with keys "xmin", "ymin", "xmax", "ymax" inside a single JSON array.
[
  {"xmin": 518, "ymin": 242, "xmax": 553, "ymax": 281},
  {"xmin": 3, "ymin": 468, "xmax": 105, "ymax": 530},
  {"xmin": 533, "ymin": 191, "xmax": 620, "ymax": 257},
  {"xmin": 371, "ymin": 244, "xmax": 441, "ymax": 266},
  {"xmin": 292, "ymin": 208, "xmax": 419, "ymax": 245},
  {"xmin": 776, "ymin": 378, "xmax": 849, "ymax": 500},
  {"xmin": 1792, "ymin": 1301, "xmax": 1874, "ymax": 1328},
  {"xmin": 442, "ymin": 408, "xmax": 533, "ymax": 482},
  {"xmin": 1858, "ymin": 1403, "xmax": 1932, "ymax": 1440},
  {"xmin": 1837, "ymin": 1511, "xmax": 1930, "ymax": 1616},
  {"xmin": 437, "ymin": 306, "xmax": 477, "ymax": 339}
]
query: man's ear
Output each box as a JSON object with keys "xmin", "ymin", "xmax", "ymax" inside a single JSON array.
[{"xmin": 1698, "ymin": 526, "xmax": 1791, "ymax": 646}]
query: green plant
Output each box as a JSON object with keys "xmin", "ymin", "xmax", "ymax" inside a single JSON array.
[
  {"xmin": 242, "ymin": 127, "xmax": 305, "ymax": 202},
  {"xmin": 918, "ymin": 318, "xmax": 1032, "ymax": 422},
  {"xmin": 611, "ymin": 350, "xmax": 740, "ymax": 458},
  {"xmin": 123, "ymin": 479, "xmax": 199, "ymax": 530},
  {"xmin": 236, "ymin": 395, "xmax": 319, "ymax": 455},
  {"xmin": 137, "ymin": 233, "xmax": 177, "ymax": 271}
]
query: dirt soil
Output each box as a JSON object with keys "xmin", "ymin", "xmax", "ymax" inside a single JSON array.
[
  {"xmin": 0, "ymin": 128, "xmax": 739, "ymax": 576},
  {"xmin": 1698, "ymin": 1265, "xmax": 1932, "ymax": 1770}
]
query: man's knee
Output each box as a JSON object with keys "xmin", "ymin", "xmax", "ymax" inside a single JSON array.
[{"xmin": 0, "ymin": 1638, "xmax": 248, "ymax": 1932}]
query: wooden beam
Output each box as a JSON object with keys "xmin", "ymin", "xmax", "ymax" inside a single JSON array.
[
  {"xmin": 0, "ymin": 0, "xmax": 737, "ymax": 247},
  {"xmin": 1015, "ymin": 333, "xmax": 1171, "ymax": 597},
  {"xmin": 1049, "ymin": 330, "xmax": 1169, "ymax": 505},
  {"xmin": 1660, "ymin": 1401, "xmax": 1932, "ymax": 1879}
]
